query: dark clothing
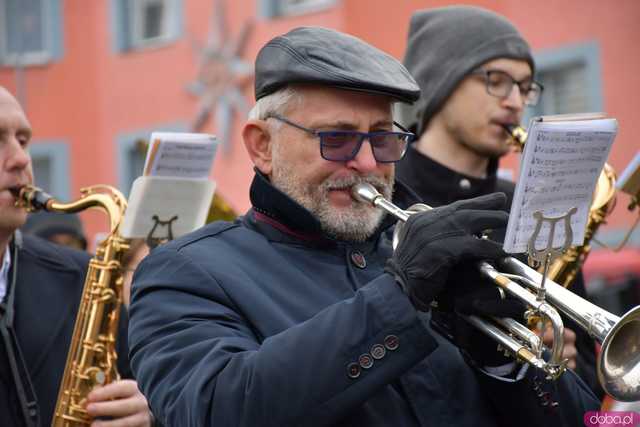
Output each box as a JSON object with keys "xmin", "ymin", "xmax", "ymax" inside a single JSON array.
[
  {"xmin": 0, "ymin": 234, "xmax": 131, "ymax": 427},
  {"xmin": 396, "ymin": 145, "xmax": 603, "ymax": 399},
  {"xmin": 129, "ymin": 170, "xmax": 598, "ymax": 427},
  {"xmin": 396, "ymin": 146, "xmax": 514, "ymax": 209}
]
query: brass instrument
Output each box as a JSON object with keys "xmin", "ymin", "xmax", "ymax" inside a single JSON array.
[
  {"xmin": 505, "ymin": 124, "xmax": 618, "ymax": 288},
  {"xmin": 351, "ymin": 182, "xmax": 640, "ymax": 401},
  {"xmin": 14, "ymin": 184, "xmax": 129, "ymax": 426}
]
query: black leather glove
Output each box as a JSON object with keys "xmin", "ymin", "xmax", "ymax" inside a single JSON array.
[
  {"xmin": 438, "ymin": 283, "xmax": 528, "ymax": 368},
  {"xmin": 431, "ymin": 261, "xmax": 527, "ymax": 367},
  {"xmin": 385, "ymin": 192, "xmax": 509, "ymax": 311}
]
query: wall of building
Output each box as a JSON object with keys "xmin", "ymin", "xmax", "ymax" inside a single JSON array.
[{"xmin": 0, "ymin": 0, "xmax": 637, "ymax": 249}]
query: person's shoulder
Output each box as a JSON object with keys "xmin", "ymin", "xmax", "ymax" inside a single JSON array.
[
  {"xmin": 160, "ymin": 219, "xmax": 245, "ymax": 253},
  {"xmin": 495, "ymin": 176, "xmax": 515, "ymax": 192},
  {"xmin": 21, "ymin": 233, "xmax": 91, "ymax": 273}
]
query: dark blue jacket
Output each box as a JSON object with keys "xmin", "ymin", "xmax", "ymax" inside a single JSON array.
[
  {"xmin": 128, "ymin": 172, "xmax": 598, "ymax": 426},
  {"xmin": 0, "ymin": 234, "xmax": 131, "ymax": 426}
]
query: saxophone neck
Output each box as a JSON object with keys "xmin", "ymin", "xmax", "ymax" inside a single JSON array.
[{"xmin": 13, "ymin": 184, "xmax": 128, "ymax": 235}]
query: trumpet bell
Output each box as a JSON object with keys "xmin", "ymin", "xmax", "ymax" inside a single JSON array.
[{"xmin": 599, "ymin": 305, "xmax": 640, "ymax": 401}]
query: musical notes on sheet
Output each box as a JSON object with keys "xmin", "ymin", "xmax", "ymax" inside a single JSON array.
[
  {"xmin": 503, "ymin": 118, "xmax": 617, "ymax": 253},
  {"xmin": 143, "ymin": 132, "xmax": 218, "ymax": 179}
]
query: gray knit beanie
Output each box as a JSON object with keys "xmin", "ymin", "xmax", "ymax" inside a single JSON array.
[{"xmin": 401, "ymin": 6, "xmax": 534, "ymax": 136}]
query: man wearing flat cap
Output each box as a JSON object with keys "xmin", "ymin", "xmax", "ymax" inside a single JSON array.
[
  {"xmin": 128, "ymin": 27, "xmax": 597, "ymax": 426},
  {"xmin": 397, "ymin": 6, "xmax": 602, "ymax": 400}
]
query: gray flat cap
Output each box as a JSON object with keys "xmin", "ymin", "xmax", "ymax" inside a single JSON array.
[{"xmin": 254, "ymin": 26, "xmax": 420, "ymax": 104}]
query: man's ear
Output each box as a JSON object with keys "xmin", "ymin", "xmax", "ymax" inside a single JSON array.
[{"xmin": 243, "ymin": 119, "xmax": 273, "ymax": 176}]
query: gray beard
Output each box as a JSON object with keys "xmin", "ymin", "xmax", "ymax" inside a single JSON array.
[{"xmin": 271, "ymin": 168, "xmax": 393, "ymax": 242}]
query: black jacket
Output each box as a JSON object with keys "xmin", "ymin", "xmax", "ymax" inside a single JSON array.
[
  {"xmin": 396, "ymin": 146, "xmax": 603, "ymax": 399},
  {"xmin": 0, "ymin": 234, "xmax": 131, "ymax": 427},
  {"xmin": 129, "ymin": 170, "xmax": 598, "ymax": 426}
]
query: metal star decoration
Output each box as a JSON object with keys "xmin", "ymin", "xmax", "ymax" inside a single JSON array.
[{"xmin": 186, "ymin": 0, "xmax": 254, "ymax": 151}]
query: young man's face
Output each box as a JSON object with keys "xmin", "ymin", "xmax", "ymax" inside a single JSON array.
[
  {"xmin": 267, "ymin": 86, "xmax": 396, "ymax": 242},
  {"xmin": 0, "ymin": 88, "xmax": 33, "ymax": 235},
  {"xmin": 439, "ymin": 58, "xmax": 532, "ymax": 159}
]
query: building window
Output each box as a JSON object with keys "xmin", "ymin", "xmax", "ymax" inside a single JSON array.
[
  {"xmin": 117, "ymin": 122, "xmax": 187, "ymax": 196},
  {"xmin": 259, "ymin": 0, "xmax": 336, "ymax": 18},
  {"xmin": 29, "ymin": 142, "xmax": 70, "ymax": 201},
  {"xmin": 111, "ymin": 0, "xmax": 183, "ymax": 52},
  {"xmin": 528, "ymin": 41, "xmax": 603, "ymax": 120},
  {"xmin": 0, "ymin": 0, "xmax": 63, "ymax": 66},
  {"xmin": 132, "ymin": 0, "xmax": 171, "ymax": 47}
]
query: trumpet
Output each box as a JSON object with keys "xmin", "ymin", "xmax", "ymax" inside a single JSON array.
[{"xmin": 352, "ymin": 183, "xmax": 640, "ymax": 402}]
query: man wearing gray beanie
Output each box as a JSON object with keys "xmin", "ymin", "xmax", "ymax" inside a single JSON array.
[{"xmin": 396, "ymin": 5, "xmax": 603, "ymax": 401}]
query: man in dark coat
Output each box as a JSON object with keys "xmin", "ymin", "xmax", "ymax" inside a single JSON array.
[
  {"xmin": 128, "ymin": 27, "xmax": 598, "ymax": 426},
  {"xmin": 396, "ymin": 6, "xmax": 602, "ymax": 399},
  {"xmin": 0, "ymin": 86, "xmax": 152, "ymax": 426}
]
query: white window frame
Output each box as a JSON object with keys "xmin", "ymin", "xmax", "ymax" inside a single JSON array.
[
  {"xmin": 525, "ymin": 41, "xmax": 603, "ymax": 124},
  {"xmin": 28, "ymin": 141, "xmax": 70, "ymax": 201},
  {"xmin": 278, "ymin": 0, "xmax": 336, "ymax": 15},
  {"xmin": 0, "ymin": 0, "xmax": 53, "ymax": 65},
  {"xmin": 130, "ymin": 0, "xmax": 175, "ymax": 49}
]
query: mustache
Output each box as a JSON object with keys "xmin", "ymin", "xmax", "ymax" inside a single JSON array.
[{"xmin": 322, "ymin": 174, "xmax": 392, "ymax": 197}]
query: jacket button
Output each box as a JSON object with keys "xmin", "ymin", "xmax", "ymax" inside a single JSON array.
[
  {"xmin": 459, "ymin": 178, "xmax": 471, "ymax": 190},
  {"xmin": 350, "ymin": 251, "xmax": 366, "ymax": 269},
  {"xmin": 371, "ymin": 344, "xmax": 386, "ymax": 360},
  {"xmin": 384, "ymin": 334, "xmax": 399, "ymax": 351},
  {"xmin": 359, "ymin": 353, "xmax": 374, "ymax": 369},
  {"xmin": 347, "ymin": 362, "xmax": 361, "ymax": 379}
]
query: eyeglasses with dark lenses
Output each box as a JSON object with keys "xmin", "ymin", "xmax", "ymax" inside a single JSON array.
[
  {"xmin": 265, "ymin": 114, "xmax": 416, "ymax": 163},
  {"xmin": 471, "ymin": 69, "xmax": 544, "ymax": 106}
]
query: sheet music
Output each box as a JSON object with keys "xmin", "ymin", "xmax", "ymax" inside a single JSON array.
[
  {"xmin": 503, "ymin": 118, "xmax": 617, "ymax": 253},
  {"xmin": 143, "ymin": 132, "xmax": 218, "ymax": 179},
  {"xmin": 122, "ymin": 131, "xmax": 219, "ymax": 239}
]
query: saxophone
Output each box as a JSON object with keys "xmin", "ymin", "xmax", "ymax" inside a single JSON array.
[
  {"xmin": 13, "ymin": 184, "xmax": 129, "ymax": 426},
  {"xmin": 506, "ymin": 125, "xmax": 617, "ymax": 287}
]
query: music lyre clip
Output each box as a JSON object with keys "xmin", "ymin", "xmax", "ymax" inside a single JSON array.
[{"xmin": 527, "ymin": 207, "xmax": 578, "ymax": 302}]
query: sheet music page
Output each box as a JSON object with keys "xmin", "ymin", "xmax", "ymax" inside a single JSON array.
[
  {"xmin": 143, "ymin": 132, "xmax": 218, "ymax": 179},
  {"xmin": 503, "ymin": 118, "xmax": 617, "ymax": 253}
]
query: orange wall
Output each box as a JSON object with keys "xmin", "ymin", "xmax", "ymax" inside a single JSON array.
[{"xmin": 0, "ymin": 0, "xmax": 637, "ymax": 243}]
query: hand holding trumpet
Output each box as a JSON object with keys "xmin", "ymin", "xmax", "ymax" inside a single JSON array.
[{"xmin": 384, "ymin": 192, "xmax": 509, "ymax": 311}]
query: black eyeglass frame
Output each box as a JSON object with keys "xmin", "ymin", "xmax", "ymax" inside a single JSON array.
[
  {"xmin": 470, "ymin": 69, "xmax": 544, "ymax": 106},
  {"xmin": 265, "ymin": 114, "xmax": 416, "ymax": 163}
]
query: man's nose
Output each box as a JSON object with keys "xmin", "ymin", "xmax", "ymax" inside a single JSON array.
[
  {"xmin": 5, "ymin": 139, "xmax": 31, "ymax": 171},
  {"xmin": 502, "ymin": 83, "xmax": 525, "ymax": 112},
  {"xmin": 347, "ymin": 140, "xmax": 378, "ymax": 173}
]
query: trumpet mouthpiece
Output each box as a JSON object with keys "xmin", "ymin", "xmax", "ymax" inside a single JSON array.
[{"xmin": 352, "ymin": 183, "xmax": 380, "ymax": 205}]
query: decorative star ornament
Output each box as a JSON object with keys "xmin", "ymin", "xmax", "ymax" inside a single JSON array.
[{"xmin": 186, "ymin": 0, "xmax": 254, "ymax": 151}]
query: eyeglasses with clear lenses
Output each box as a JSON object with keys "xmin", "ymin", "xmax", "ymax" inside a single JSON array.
[
  {"xmin": 265, "ymin": 114, "xmax": 416, "ymax": 163},
  {"xmin": 471, "ymin": 69, "xmax": 544, "ymax": 106}
]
